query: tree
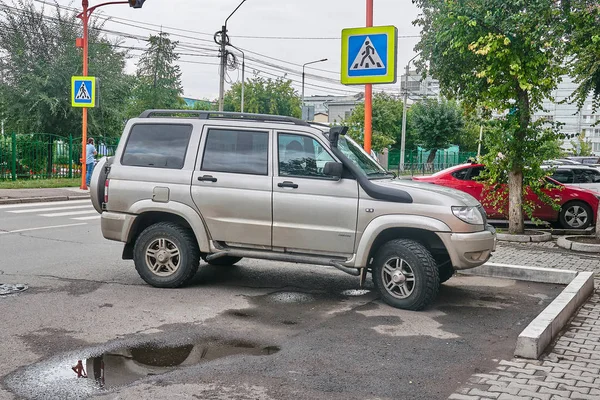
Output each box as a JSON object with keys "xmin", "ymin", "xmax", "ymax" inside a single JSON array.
[
  {"xmin": 343, "ymin": 92, "xmax": 413, "ymax": 153},
  {"xmin": 0, "ymin": 0, "xmax": 132, "ymax": 138},
  {"xmin": 128, "ymin": 32, "xmax": 183, "ymax": 116},
  {"xmin": 413, "ymin": 0, "xmax": 567, "ymax": 233},
  {"xmin": 223, "ymin": 76, "xmax": 301, "ymax": 118},
  {"xmin": 410, "ymin": 99, "xmax": 464, "ymax": 163},
  {"xmin": 570, "ymin": 132, "xmax": 593, "ymax": 156}
]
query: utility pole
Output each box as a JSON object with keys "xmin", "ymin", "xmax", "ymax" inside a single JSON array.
[
  {"xmin": 228, "ymin": 44, "xmax": 245, "ymax": 113},
  {"xmin": 400, "ymin": 53, "xmax": 420, "ymax": 171},
  {"xmin": 216, "ymin": 0, "xmax": 247, "ymax": 112},
  {"xmin": 301, "ymin": 58, "xmax": 327, "ymax": 120}
]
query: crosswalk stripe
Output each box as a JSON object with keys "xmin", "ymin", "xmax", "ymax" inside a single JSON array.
[
  {"xmin": 0, "ymin": 223, "xmax": 88, "ymax": 235},
  {"xmin": 39, "ymin": 210, "xmax": 98, "ymax": 217},
  {"xmin": 0, "ymin": 199, "xmax": 90, "ymax": 210},
  {"xmin": 72, "ymin": 215, "xmax": 100, "ymax": 221},
  {"xmin": 8, "ymin": 205, "xmax": 93, "ymax": 214}
]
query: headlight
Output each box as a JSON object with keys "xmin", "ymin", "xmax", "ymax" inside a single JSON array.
[{"xmin": 452, "ymin": 206, "xmax": 484, "ymax": 225}]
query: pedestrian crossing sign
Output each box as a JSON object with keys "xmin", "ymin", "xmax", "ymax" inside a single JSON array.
[
  {"xmin": 71, "ymin": 76, "xmax": 96, "ymax": 108},
  {"xmin": 341, "ymin": 26, "xmax": 397, "ymax": 85}
]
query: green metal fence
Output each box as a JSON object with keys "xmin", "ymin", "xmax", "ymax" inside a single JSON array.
[
  {"xmin": 388, "ymin": 148, "xmax": 477, "ymax": 176},
  {"xmin": 0, "ymin": 133, "xmax": 120, "ymax": 181}
]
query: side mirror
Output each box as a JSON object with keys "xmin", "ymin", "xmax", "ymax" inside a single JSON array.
[{"xmin": 323, "ymin": 161, "xmax": 344, "ymax": 179}]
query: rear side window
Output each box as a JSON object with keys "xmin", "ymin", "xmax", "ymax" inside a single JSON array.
[
  {"xmin": 122, "ymin": 124, "xmax": 192, "ymax": 169},
  {"xmin": 202, "ymin": 129, "xmax": 269, "ymax": 175}
]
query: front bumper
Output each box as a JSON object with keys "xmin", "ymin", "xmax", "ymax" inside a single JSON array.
[
  {"xmin": 101, "ymin": 211, "xmax": 137, "ymax": 242},
  {"xmin": 436, "ymin": 224, "xmax": 496, "ymax": 270}
]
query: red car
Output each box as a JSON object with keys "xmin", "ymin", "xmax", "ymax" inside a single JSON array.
[{"xmin": 413, "ymin": 163, "xmax": 599, "ymax": 229}]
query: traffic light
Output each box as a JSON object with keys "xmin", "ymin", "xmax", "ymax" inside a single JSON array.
[{"xmin": 128, "ymin": 0, "xmax": 146, "ymax": 8}]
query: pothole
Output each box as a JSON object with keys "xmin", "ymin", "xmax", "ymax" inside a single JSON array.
[
  {"xmin": 0, "ymin": 283, "xmax": 28, "ymax": 296},
  {"xmin": 341, "ymin": 289, "xmax": 371, "ymax": 296},
  {"xmin": 6, "ymin": 339, "xmax": 280, "ymax": 399},
  {"xmin": 266, "ymin": 291, "xmax": 315, "ymax": 304}
]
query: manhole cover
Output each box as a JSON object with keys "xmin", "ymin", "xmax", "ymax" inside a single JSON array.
[
  {"xmin": 0, "ymin": 283, "xmax": 28, "ymax": 296},
  {"xmin": 6, "ymin": 339, "xmax": 280, "ymax": 399},
  {"xmin": 266, "ymin": 291, "xmax": 315, "ymax": 304},
  {"xmin": 341, "ymin": 289, "xmax": 371, "ymax": 296}
]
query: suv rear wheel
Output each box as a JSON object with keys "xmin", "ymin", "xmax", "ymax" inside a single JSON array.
[
  {"xmin": 133, "ymin": 222, "xmax": 200, "ymax": 288},
  {"xmin": 372, "ymin": 239, "xmax": 440, "ymax": 311}
]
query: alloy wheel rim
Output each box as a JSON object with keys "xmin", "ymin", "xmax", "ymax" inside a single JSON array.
[
  {"xmin": 565, "ymin": 206, "xmax": 588, "ymax": 228},
  {"xmin": 381, "ymin": 257, "xmax": 415, "ymax": 299},
  {"xmin": 145, "ymin": 238, "xmax": 181, "ymax": 277}
]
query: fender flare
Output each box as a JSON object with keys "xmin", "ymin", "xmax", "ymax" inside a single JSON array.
[
  {"xmin": 353, "ymin": 215, "xmax": 451, "ymax": 267},
  {"xmin": 128, "ymin": 200, "xmax": 211, "ymax": 252}
]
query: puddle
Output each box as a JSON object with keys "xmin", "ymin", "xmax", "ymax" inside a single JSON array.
[
  {"xmin": 266, "ymin": 291, "xmax": 315, "ymax": 304},
  {"xmin": 0, "ymin": 283, "xmax": 28, "ymax": 296},
  {"xmin": 341, "ymin": 289, "xmax": 371, "ymax": 296},
  {"xmin": 6, "ymin": 339, "xmax": 280, "ymax": 399}
]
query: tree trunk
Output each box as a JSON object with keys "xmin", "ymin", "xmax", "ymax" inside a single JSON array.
[
  {"xmin": 426, "ymin": 148, "xmax": 437, "ymax": 164},
  {"xmin": 508, "ymin": 169, "xmax": 525, "ymax": 234}
]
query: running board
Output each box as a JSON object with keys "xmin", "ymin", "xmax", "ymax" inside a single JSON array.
[{"xmin": 206, "ymin": 249, "xmax": 361, "ymax": 276}]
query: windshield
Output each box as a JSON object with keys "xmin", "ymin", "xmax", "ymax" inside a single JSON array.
[{"xmin": 336, "ymin": 135, "xmax": 389, "ymax": 177}]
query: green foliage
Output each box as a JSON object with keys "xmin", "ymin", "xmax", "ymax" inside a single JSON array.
[
  {"xmin": 413, "ymin": 0, "xmax": 567, "ymax": 232},
  {"xmin": 570, "ymin": 132, "xmax": 593, "ymax": 156},
  {"xmin": 127, "ymin": 32, "xmax": 183, "ymax": 116},
  {"xmin": 223, "ymin": 77, "xmax": 301, "ymax": 118},
  {"xmin": 0, "ymin": 0, "xmax": 132, "ymax": 138},
  {"xmin": 410, "ymin": 99, "xmax": 464, "ymax": 163},
  {"xmin": 343, "ymin": 92, "xmax": 412, "ymax": 153}
]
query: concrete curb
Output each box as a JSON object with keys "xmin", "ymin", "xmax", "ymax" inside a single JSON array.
[
  {"xmin": 460, "ymin": 263, "xmax": 595, "ymax": 359},
  {"xmin": 557, "ymin": 235, "xmax": 600, "ymax": 253},
  {"xmin": 514, "ymin": 272, "xmax": 594, "ymax": 359},
  {"xmin": 496, "ymin": 231, "xmax": 552, "ymax": 243},
  {"xmin": 0, "ymin": 195, "xmax": 89, "ymax": 205}
]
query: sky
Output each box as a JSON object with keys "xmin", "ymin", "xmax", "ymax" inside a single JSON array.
[{"xmin": 47, "ymin": 0, "xmax": 423, "ymax": 101}]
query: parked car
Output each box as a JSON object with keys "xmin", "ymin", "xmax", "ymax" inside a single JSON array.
[
  {"xmin": 565, "ymin": 156, "xmax": 600, "ymax": 165},
  {"xmin": 90, "ymin": 110, "xmax": 497, "ymax": 311},
  {"xmin": 543, "ymin": 164, "xmax": 600, "ymax": 193},
  {"xmin": 413, "ymin": 163, "xmax": 600, "ymax": 229}
]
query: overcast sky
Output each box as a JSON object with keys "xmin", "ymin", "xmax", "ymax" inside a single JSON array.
[{"xmin": 50, "ymin": 0, "xmax": 423, "ymax": 101}]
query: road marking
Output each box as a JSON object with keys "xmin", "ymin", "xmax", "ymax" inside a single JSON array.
[
  {"xmin": 39, "ymin": 210, "xmax": 98, "ymax": 217},
  {"xmin": 0, "ymin": 223, "xmax": 87, "ymax": 235},
  {"xmin": 72, "ymin": 215, "xmax": 100, "ymax": 221},
  {"xmin": 0, "ymin": 199, "xmax": 90, "ymax": 210},
  {"xmin": 8, "ymin": 205, "xmax": 93, "ymax": 214}
]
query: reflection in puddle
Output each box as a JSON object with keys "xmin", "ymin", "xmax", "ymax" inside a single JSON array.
[
  {"xmin": 6, "ymin": 340, "xmax": 280, "ymax": 399},
  {"xmin": 266, "ymin": 291, "xmax": 315, "ymax": 304},
  {"xmin": 341, "ymin": 289, "xmax": 371, "ymax": 296}
]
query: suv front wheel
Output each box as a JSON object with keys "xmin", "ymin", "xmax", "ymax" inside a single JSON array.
[
  {"xmin": 372, "ymin": 239, "xmax": 440, "ymax": 311},
  {"xmin": 133, "ymin": 222, "xmax": 200, "ymax": 288}
]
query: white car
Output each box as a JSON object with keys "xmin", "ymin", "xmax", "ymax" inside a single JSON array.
[{"xmin": 544, "ymin": 165, "xmax": 600, "ymax": 193}]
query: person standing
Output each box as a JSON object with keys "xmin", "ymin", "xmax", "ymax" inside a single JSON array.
[{"xmin": 86, "ymin": 138, "xmax": 97, "ymax": 187}]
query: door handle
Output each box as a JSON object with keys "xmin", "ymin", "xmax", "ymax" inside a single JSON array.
[
  {"xmin": 278, "ymin": 181, "xmax": 298, "ymax": 189},
  {"xmin": 198, "ymin": 175, "xmax": 217, "ymax": 182}
]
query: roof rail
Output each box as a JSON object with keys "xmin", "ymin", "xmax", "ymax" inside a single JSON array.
[{"xmin": 138, "ymin": 110, "xmax": 310, "ymax": 126}]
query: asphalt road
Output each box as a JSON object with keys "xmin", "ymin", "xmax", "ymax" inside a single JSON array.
[{"xmin": 0, "ymin": 201, "xmax": 563, "ymax": 400}]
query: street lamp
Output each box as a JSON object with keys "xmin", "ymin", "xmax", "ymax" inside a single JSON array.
[
  {"xmin": 216, "ymin": 0, "xmax": 248, "ymax": 112},
  {"xmin": 228, "ymin": 44, "xmax": 245, "ymax": 113},
  {"xmin": 302, "ymin": 58, "xmax": 328, "ymax": 104},
  {"xmin": 76, "ymin": 0, "xmax": 146, "ymax": 189},
  {"xmin": 400, "ymin": 52, "xmax": 420, "ymax": 171}
]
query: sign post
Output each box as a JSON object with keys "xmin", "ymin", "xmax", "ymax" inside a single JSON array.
[{"xmin": 341, "ymin": 22, "xmax": 397, "ymax": 154}]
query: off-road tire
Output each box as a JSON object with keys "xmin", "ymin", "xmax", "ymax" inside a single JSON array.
[
  {"xmin": 559, "ymin": 201, "xmax": 593, "ymax": 229},
  {"xmin": 133, "ymin": 222, "xmax": 200, "ymax": 288},
  {"xmin": 372, "ymin": 239, "xmax": 439, "ymax": 311},
  {"xmin": 438, "ymin": 264, "xmax": 455, "ymax": 284},
  {"xmin": 203, "ymin": 256, "xmax": 243, "ymax": 266}
]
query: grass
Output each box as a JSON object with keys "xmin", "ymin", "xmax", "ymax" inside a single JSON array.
[{"xmin": 0, "ymin": 178, "xmax": 81, "ymax": 189}]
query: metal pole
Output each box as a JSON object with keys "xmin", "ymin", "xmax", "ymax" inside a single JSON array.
[
  {"xmin": 364, "ymin": 0, "xmax": 373, "ymax": 154},
  {"xmin": 241, "ymin": 54, "xmax": 245, "ymax": 113},
  {"xmin": 400, "ymin": 64, "xmax": 409, "ymax": 171},
  {"xmin": 477, "ymin": 125, "xmax": 483, "ymax": 157},
  {"xmin": 69, "ymin": 134, "xmax": 73, "ymax": 179},
  {"xmin": 218, "ymin": 25, "xmax": 226, "ymax": 112},
  {"xmin": 80, "ymin": 0, "xmax": 89, "ymax": 190},
  {"xmin": 301, "ymin": 59, "xmax": 328, "ymax": 120},
  {"xmin": 11, "ymin": 132, "xmax": 16, "ymax": 181}
]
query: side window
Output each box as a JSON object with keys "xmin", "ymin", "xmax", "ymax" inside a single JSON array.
[
  {"xmin": 551, "ymin": 169, "xmax": 574, "ymax": 184},
  {"xmin": 469, "ymin": 166, "xmax": 485, "ymax": 180},
  {"xmin": 278, "ymin": 133, "xmax": 335, "ymax": 178},
  {"xmin": 575, "ymin": 169, "xmax": 600, "ymax": 183},
  {"xmin": 121, "ymin": 124, "xmax": 192, "ymax": 169},
  {"xmin": 452, "ymin": 168, "xmax": 470, "ymax": 180},
  {"xmin": 202, "ymin": 129, "xmax": 269, "ymax": 175}
]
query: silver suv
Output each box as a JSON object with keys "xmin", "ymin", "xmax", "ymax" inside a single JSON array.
[{"xmin": 91, "ymin": 110, "xmax": 496, "ymax": 311}]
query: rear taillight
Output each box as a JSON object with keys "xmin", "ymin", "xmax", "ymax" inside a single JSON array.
[{"xmin": 104, "ymin": 179, "xmax": 110, "ymax": 204}]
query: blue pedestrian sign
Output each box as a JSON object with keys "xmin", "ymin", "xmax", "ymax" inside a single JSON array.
[
  {"xmin": 71, "ymin": 76, "xmax": 96, "ymax": 108},
  {"xmin": 341, "ymin": 26, "xmax": 398, "ymax": 85}
]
